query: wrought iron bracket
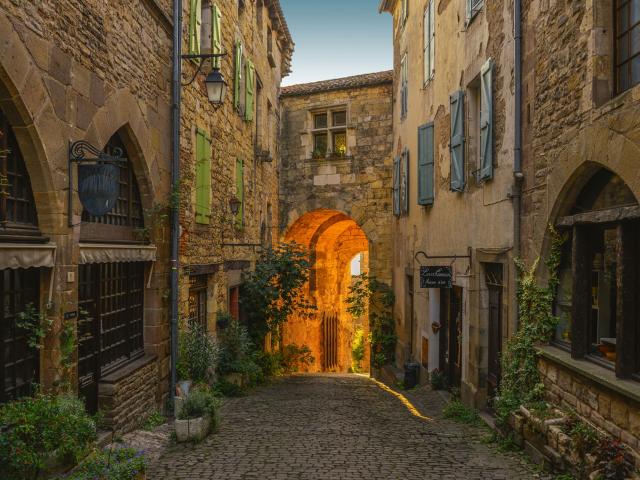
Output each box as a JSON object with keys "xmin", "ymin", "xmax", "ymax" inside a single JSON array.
[
  {"xmin": 414, "ymin": 247, "xmax": 472, "ymax": 265},
  {"xmin": 180, "ymin": 52, "xmax": 227, "ymax": 87},
  {"xmin": 68, "ymin": 140, "xmax": 127, "ymax": 227}
]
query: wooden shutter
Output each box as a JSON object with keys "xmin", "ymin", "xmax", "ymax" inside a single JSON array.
[
  {"xmin": 235, "ymin": 158, "xmax": 244, "ymax": 227},
  {"xmin": 401, "ymin": 149, "xmax": 409, "ymax": 214},
  {"xmin": 195, "ymin": 129, "xmax": 211, "ymax": 224},
  {"xmin": 245, "ymin": 60, "xmax": 255, "ymax": 121},
  {"xmin": 450, "ymin": 90, "xmax": 465, "ymax": 192},
  {"xmin": 480, "ymin": 58, "xmax": 494, "ymax": 181},
  {"xmin": 234, "ymin": 42, "xmax": 243, "ymax": 110},
  {"xmin": 212, "ymin": 3, "xmax": 222, "ymax": 69},
  {"xmin": 189, "ymin": 0, "xmax": 202, "ymax": 55},
  {"xmin": 393, "ymin": 156, "xmax": 401, "ymax": 216},
  {"xmin": 429, "ymin": 2, "xmax": 435, "ymax": 78},
  {"xmin": 418, "ymin": 123, "xmax": 435, "ymax": 206}
]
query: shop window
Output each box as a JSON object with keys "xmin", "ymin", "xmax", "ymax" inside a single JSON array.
[
  {"xmin": 616, "ymin": 0, "xmax": 640, "ymax": 93},
  {"xmin": 0, "ymin": 110, "xmax": 39, "ymax": 237},
  {"xmin": 81, "ymin": 133, "xmax": 144, "ymax": 243},
  {"xmin": 555, "ymin": 168, "xmax": 640, "ymax": 377},
  {"xmin": 0, "ymin": 268, "xmax": 40, "ymax": 403}
]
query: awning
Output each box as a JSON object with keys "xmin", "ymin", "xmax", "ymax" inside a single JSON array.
[
  {"xmin": 0, "ymin": 243, "xmax": 57, "ymax": 269},
  {"xmin": 79, "ymin": 244, "xmax": 157, "ymax": 264}
]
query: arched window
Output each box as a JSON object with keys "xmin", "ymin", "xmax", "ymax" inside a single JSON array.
[
  {"xmin": 555, "ymin": 168, "xmax": 640, "ymax": 378},
  {"xmin": 0, "ymin": 110, "xmax": 39, "ymax": 237},
  {"xmin": 80, "ymin": 133, "xmax": 144, "ymax": 243}
]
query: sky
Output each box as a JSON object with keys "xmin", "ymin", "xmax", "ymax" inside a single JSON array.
[{"xmin": 279, "ymin": 0, "xmax": 393, "ymax": 86}]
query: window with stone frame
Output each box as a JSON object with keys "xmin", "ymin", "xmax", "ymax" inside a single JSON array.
[
  {"xmin": 0, "ymin": 110, "xmax": 39, "ymax": 238},
  {"xmin": 188, "ymin": 275, "xmax": 208, "ymax": 329},
  {"xmin": 554, "ymin": 168, "xmax": 640, "ymax": 379},
  {"xmin": 423, "ymin": 0, "xmax": 435, "ymax": 85},
  {"xmin": 310, "ymin": 108, "xmax": 348, "ymax": 158},
  {"xmin": 401, "ymin": 53, "xmax": 408, "ymax": 119},
  {"xmin": 615, "ymin": 0, "xmax": 640, "ymax": 93}
]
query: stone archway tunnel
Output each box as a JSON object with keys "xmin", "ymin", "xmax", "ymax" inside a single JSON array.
[{"xmin": 284, "ymin": 209, "xmax": 370, "ymax": 373}]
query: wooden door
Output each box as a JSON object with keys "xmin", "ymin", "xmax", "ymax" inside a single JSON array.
[{"xmin": 486, "ymin": 264, "xmax": 504, "ymax": 400}]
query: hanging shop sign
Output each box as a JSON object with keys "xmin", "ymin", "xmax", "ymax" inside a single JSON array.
[
  {"xmin": 68, "ymin": 140, "xmax": 126, "ymax": 223},
  {"xmin": 420, "ymin": 266, "xmax": 453, "ymax": 289}
]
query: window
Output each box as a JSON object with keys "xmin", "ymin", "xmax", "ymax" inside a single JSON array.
[
  {"xmin": 555, "ymin": 169, "xmax": 640, "ymax": 378},
  {"xmin": 310, "ymin": 109, "xmax": 347, "ymax": 158},
  {"xmin": 393, "ymin": 156, "xmax": 401, "ymax": 216},
  {"xmin": 188, "ymin": 275, "xmax": 208, "ymax": 329},
  {"xmin": 423, "ymin": 0, "xmax": 435, "ymax": 84},
  {"xmin": 0, "ymin": 268, "xmax": 40, "ymax": 403},
  {"xmin": 466, "ymin": 0, "xmax": 483, "ymax": 23},
  {"xmin": 267, "ymin": 27, "xmax": 276, "ymax": 68},
  {"xmin": 255, "ymin": 77, "xmax": 263, "ymax": 150},
  {"xmin": 189, "ymin": 0, "xmax": 203, "ymax": 55},
  {"xmin": 616, "ymin": 0, "xmax": 640, "ymax": 93},
  {"xmin": 450, "ymin": 90, "xmax": 465, "ymax": 191},
  {"xmin": 195, "ymin": 129, "xmax": 212, "ymax": 224},
  {"xmin": 401, "ymin": 54, "xmax": 408, "ymax": 119},
  {"xmin": 256, "ymin": 0, "xmax": 263, "ymax": 32},
  {"xmin": 212, "ymin": 3, "xmax": 222, "ymax": 69},
  {"xmin": 81, "ymin": 133, "xmax": 144, "ymax": 242},
  {"xmin": 234, "ymin": 42, "xmax": 244, "ymax": 112},
  {"xmin": 245, "ymin": 59, "xmax": 255, "ymax": 121},
  {"xmin": 0, "ymin": 110, "xmax": 39, "ymax": 236}
]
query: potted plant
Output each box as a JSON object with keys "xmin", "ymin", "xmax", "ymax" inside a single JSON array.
[{"xmin": 174, "ymin": 386, "xmax": 219, "ymax": 442}]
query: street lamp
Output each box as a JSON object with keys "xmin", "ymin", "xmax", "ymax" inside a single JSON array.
[
  {"xmin": 181, "ymin": 53, "xmax": 227, "ymax": 106},
  {"xmin": 229, "ymin": 196, "xmax": 242, "ymax": 217}
]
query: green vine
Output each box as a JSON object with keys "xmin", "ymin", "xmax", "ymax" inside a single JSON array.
[
  {"xmin": 16, "ymin": 303, "xmax": 53, "ymax": 350},
  {"xmin": 495, "ymin": 225, "xmax": 566, "ymax": 425},
  {"xmin": 346, "ymin": 274, "xmax": 396, "ymax": 369}
]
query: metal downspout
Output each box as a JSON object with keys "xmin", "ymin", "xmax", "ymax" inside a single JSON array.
[
  {"xmin": 170, "ymin": 0, "xmax": 183, "ymax": 403},
  {"xmin": 513, "ymin": 0, "xmax": 523, "ymax": 330}
]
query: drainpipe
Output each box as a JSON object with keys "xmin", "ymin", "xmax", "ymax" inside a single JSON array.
[
  {"xmin": 170, "ymin": 0, "xmax": 183, "ymax": 403},
  {"xmin": 513, "ymin": 0, "xmax": 523, "ymax": 330}
]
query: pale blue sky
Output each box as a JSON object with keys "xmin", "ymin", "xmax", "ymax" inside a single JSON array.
[{"xmin": 280, "ymin": 0, "xmax": 393, "ymax": 86}]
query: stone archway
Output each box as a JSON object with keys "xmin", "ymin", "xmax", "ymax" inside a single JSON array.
[{"xmin": 283, "ymin": 209, "xmax": 371, "ymax": 373}]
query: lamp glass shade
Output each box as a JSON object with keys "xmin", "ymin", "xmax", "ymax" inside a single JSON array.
[
  {"xmin": 205, "ymin": 68, "xmax": 227, "ymax": 105},
  {"xmin": 229, "ymin": 196, "xmax": 241, "ymax": 216}
]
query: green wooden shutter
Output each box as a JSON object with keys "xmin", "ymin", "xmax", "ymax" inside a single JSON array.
[
  {"xmin": 450, "ymin": 90, "xmax": 465, "ymax": 192},
  {"xmin": 212, "ymin": 4, "xmax": 222, "ymax": 69},
  {"xmin": 393, "ymin": 156, "xmax": 401, "ymax": 216},
  {"xmin": 235, "ymin": 158, "xmax": 244, "ymax": 227},
  {"xmin": 195, "ymin": 129, "xmax": 211, "ymax": 224},
  {"xmin": 245, "ymin": 60, "xmax": 255, "ymax": 121},
  {"xmin": 189, "ymin": 0, "xmax": 202, "ymax": 55},
  {"xmin": 234, "ymin": 42, "xmax": 243, "ymax": 110},
  {"xmin": 418, "ymin": 123, "xmax": 435, "ymax": 206},
  {"xmin": 480, "ymin": 58, "xmax": 494, "ymax": 181}
]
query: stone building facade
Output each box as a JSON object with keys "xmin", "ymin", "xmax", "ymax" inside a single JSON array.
[
  {"xmin": 0, "ymin": 0, "xmax": 173, "ymax": 432},
  {"xmin": 520, "ymin": 0, "xmax": 640, "ymax": 452},
  {"xmin": 178, "ymin": 0, "xmax": 292, "ymax": 334},
  {"xmin": 380, "ymin": 0, "xmax": 517, "ymax": 408},
  {"xmin": 279, "ymin": 72, "xmax": 394, "ymax": 372}
]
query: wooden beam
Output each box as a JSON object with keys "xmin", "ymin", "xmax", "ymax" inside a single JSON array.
[{"xmin": 557, "ymin": 205, "xmax": 640, "ymax": 228}]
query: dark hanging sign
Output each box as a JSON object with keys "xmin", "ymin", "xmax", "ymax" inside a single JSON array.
[
  {"xmin": 420, "ymin": 266, "xmax": 453, "ymax": 289},
  {"xmin": 78, "ymin": 163, "xmax": 120, "ymax": 216},
  {"xmin": 68, "ymin": 140, "xmax": 126, "ymax": 223}
]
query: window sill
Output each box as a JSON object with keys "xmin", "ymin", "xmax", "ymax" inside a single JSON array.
[{"xmin": 538, "ymin": 345, "xmax": 640, "ymax": 403}]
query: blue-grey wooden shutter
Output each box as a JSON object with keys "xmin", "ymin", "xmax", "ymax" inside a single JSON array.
[
  {"xmin": 450, "ymin": 90, "xmax": 465, "ymax": 192},
  {"xmin": 418, "ymin": 123, "xmax": 434, "ymax": 205},
  {"xmin": 393, "ymin": 156, "xmax": 401, "ymax": 216},
  {"xmin": 480, "ymin": 58, "xmax": 494, "ymax": 181},
  {"xmin": 402, "ymin": 149, "xmax": 409, "ymax": 214}
]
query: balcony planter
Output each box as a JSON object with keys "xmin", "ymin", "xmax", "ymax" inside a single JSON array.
[{"xmin": 175, "ymin": 415, "xmax": 212, "ymax": 443}]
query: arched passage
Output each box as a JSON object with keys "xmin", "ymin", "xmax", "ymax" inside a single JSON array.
[{"xmin": 283, "ymin": 209, "xmax": 370, "ymax": 372}]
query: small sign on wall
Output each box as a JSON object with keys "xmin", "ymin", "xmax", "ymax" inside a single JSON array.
[{"xmin": 420, "ymin": 266, "xmax": 453, "ymax": 289}]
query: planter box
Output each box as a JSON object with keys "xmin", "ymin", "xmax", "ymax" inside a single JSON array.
[{"xmin": 175, "ymin": 415, "xmax": 211, "ymax": 442}]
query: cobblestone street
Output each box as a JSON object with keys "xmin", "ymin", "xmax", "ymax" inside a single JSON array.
[{"xmin": 147, "ymin": 374, "xmax": 545, "ymax": 479}]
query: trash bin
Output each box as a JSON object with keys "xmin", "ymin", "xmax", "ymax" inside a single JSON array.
[{"xmin": 404, "ymin": 362, "xmax": 420, "ymax": 389}]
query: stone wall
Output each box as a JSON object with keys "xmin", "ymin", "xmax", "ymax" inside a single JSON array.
[
  {"xmin": 99, "ymin": 355, "xmax": 159, "ymax": 434},
  {"xmin": 178, "ymin": 0, "xmax": 292, "ymax": 328},
  {"xmin": 0, "ymin": 0, "xmax": 172, "ymax": 409}
]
